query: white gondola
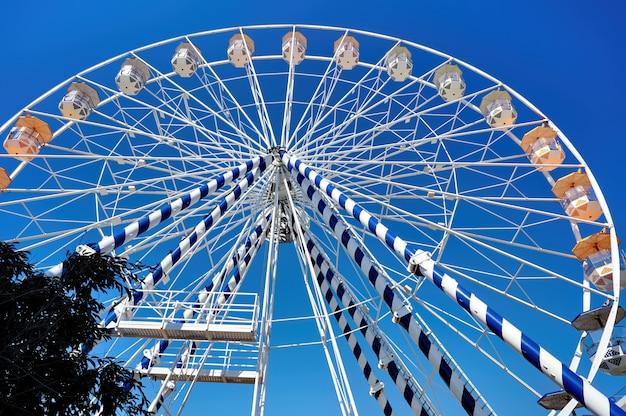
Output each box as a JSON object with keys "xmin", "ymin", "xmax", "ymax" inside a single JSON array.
[
  {"xmin": 3, "ymin": 115, "xmax": 53, "ymax": 162},
  {"xmin": 520, "ymin": 125, "xmax": 565, "ymax": 171},
  {"xmin": 433, "ymin": 64, "xmax": 465, "ymax": 101},
  {"xmin": 385, "ymin": 46, "xmax": 412, "ymax": 82},
  {"xmin": 479, "ymin": 90, "xmax": 517, "ymax": 128},
  {"xmin": 586, "ymin": 327, "xmax": 626, "ymax": 375},
  {"xmin": 333, "ymin": 35, "xmax": 359, "ymax": 70},
  {"xmin": 282, "ymin": 31, "xmax": 307, "ymax": 65},
  {"xmin": 58, "ymin": 82, "xmax": 100, "ymax": 120},
  {"xmin": 115, "ymin": 58, "xmax": 150, "ymax": 96},
  {"xmin": 552, "ymin": 172, "xmax": 603, "ymax": 221},
  {"xmin": 171, "ymin": 42, "xmax": 202, "ymax": 77},
  {"xmin": 228, "ymin": 34, "xmax": 255, "ymax": 68}
]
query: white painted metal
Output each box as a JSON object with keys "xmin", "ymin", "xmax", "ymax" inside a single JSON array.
[{"xmin": 0, "ymin": 24, "xmax": 620, "ymax": 416}]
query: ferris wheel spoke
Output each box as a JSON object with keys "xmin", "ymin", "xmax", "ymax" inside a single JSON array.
[
  {"xmin": 129, "ymin": 52, "xmax": 265, "ymax": 154},
  {"xmin": 27, "ymin": 109, "xmax": 252, "ymax": 164},
  {"xmin": 313, "ymin": 171, "xmax": 609, "ymax": 297},
  {"xmin": 298, "ymin": 84, "xmax": 500, "ymax": 160},
  {"xmin": 278, "ymin": 28, "xmax": 299, "ymax": 148},
  {"xmin": 290, "ymin": 167, "xmax": 493, "ymax": 415},
  {"xmin": 285, "ymin": 30, "xmax": 349, "ymax": 150},
  {"xmin": 74, "ymin": 76, "xmax": 247, "ymax": 162},
  {"xmin": 295, "ymin": 71, "xmax": 482, "ymax": 157},
  {"xmin": 308, "ymin": 160, "xmax": 606, "ymax": 237},
  {"xmin": 290, "ymin": 40, "xmax": 401, "ymax": 153},
  {"xmin": 184, "ymin": 36, "xmax": 268, "ymax": 144},
  {"xmin": 284, "ymin": 152, "xmax": 622, "ymax": 416},
  {"xmin": 237, "ymin": 28, "xmax": 276, "ymax": 148}
]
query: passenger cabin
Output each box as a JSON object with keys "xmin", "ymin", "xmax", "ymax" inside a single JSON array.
[
  {"xmin": 115, "ymin": 58, "xmax": 150, "ymax": 95},
  {"xmin": 385, "ymin": 46, "xmax": 412, "ymax": 82},
  {"xmin": 434, "ymin": 64, "xmax": 466, "ymax": 101},
  {"xmin": 59, "ymin": 82, "xmax": 100, "ymax": 120},
  {"xmin": 3, "ymin": 116, "xmax": 53, "ymax": 162},
  {"xmin": 520, "ymin": 125, "xmax": 565, "ymax": 171},
  {"xmin": 228, "ymin": 34, "xmax": 255, "ymax": 68},
  {"xmin": 479, "ymin": 90, "xmax": 517, "ymax": 128},
  {"xmin": 0, "ymin": 167, "xmax": 10, "ymax": 190},
  {"xmin": 552, "ymin": 172, "xmax": 602, "ymax": 221},
  {"xmin": 334, "ymin": 35, "xmax": 359, "ymax": 70},
  {"xmin": 572, "ymin": 231, "xmax": 625, "ymax": 292},
  {"xmin": 172, "ymin": 42, "xmax": 202, "ymax": 77},
  {"xmin": 586, "ymin": 326, "xmax": 626, "ymax": 376},
  {"xmin": 282, "ymin": 31, "xmax": 307, "ymax": 65}
]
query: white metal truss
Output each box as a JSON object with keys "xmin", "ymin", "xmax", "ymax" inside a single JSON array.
[{"xmin": 0, "ymin": 24, "xmax": 622, "ymax": 416}]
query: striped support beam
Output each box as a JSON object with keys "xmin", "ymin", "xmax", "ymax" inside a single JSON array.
[
  {"xmin": 139, "ymin": 225, "xmax": 267, "ymax": 371},
  {"xmin": 183, "ymin": 212, "xmax": 271, "ymax": 320},
  {"xmin": 47, "ymin": 155, "xmax": 271, "ymax": 277},
  {"xmin": 148, "ymin": 379, "xmax": 176, "ymax": 414},
  {"xmin": 103, "ymin": 168, "xmax": 262, "ymax": 328},
  {"xmin": 147, "ymin": 341, "xmax": 196, "ymax": 414},
  {"xmin": 286, "ymin": 164, "xmax": 490, "ymax": 415},
  {"xmin": 304, "ymin": 241, "xmax": 398, "ymax": 416},
  {"xmin": 301, "ymin": 230, "xmax": 439, "ymax": 416},
  {"xmin": 283, "ymin": 152, "xmax": 624, "ymax": 416}
]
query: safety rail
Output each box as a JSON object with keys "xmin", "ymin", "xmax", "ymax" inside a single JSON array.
[
  {"xmin": 105, "ymin": 289, "xmax": 259, "ymax": 342},
  {"xmin": 139, "ymin": 341, "xmax": 259, "ymax": 384}
]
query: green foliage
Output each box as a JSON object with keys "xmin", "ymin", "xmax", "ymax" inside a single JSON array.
[{"xmin": 0, "ymin": 242, "xmax": 148, "ymax": 415}]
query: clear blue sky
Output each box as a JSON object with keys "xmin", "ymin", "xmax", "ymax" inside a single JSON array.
[{"xmin": 1, "ymin": 1, "xmax": 626, "ymax": 415}]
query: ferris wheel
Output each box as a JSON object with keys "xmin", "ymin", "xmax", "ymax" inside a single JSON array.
[{"xmin": 1, "ymin": 24, "xmax": 625, "ymax": 415}]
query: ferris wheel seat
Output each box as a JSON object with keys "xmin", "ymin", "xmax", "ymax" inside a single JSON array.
[
  {"xmin": 586, "ymin": 326, "xmax": 626, "ymax": 375},
  {"xmin": 552, "ymin": 172, "xmax": 603, "ymax": 221},
  {"xmin": 228, "ymin": 34, "xmax": 255, "ymax": 68},
  {"xmin": 571, "ymin": 305, "xmax": 626, "ymax": 331},
  {"xmin": 434, "ymin": 64, "xmax": 466, "ymax": 101},
  {"xmin": 599, "ymin": 346, "xmax": 626, "ymax": 375},
  {"xmin": 480, "ymin": 90, "xmax": 517, "ymax": 128},
  {"xmin": 171, "ymin": 42, "xmax": 202, "ymax": 77},
  {"xmin": 520, "ymin": 126, "xmax": 565, "ymax": 171},
  {"xmin": 583, "ymin": 249, "xmax": 626, "ymax": 292},
  {"xmin": 562, "ymin": 189, "xmax": 603, "ymax": 221},
  {"xmin": 0, "ymin": 167, "xmax": 10, "ymax": 190},
  {"xmin": 334, "ymin": 35, "xmax": 359, "ymax": 70},
  {"xmin": 115, "ymin": 58, "xmax": 150, "ymax": 95},
  {"xmin": 282, "ymin": 31, "xmax": 307, "ymax": 65},
  {"xmin": 58, "ymin": 82, "xmax": 100, "ymax": 120},
  {"xmin": 4, "ymin": 126, "xmax": 42, "ymax": 161},
  {"xmin": 538, "ymin": 390, "xmax": 583, "ymax": 410},
  {"xmin": 386, "ymin": 46, "xmax": 412, "ymax": 82}
]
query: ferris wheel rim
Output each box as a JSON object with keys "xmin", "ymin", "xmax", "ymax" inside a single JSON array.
[{"xmin": 0, "ymin": 23, "xmax": 622, "ymax": 414}]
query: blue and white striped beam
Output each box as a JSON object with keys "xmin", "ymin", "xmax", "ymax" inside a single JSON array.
[
  {"xmin": 103, "ymin": 168, "xmax": 263, "ymax": 328},
  {"xmin": 282, "ymin": 152, "xmax": 624, "ymax": 416},
  {"xmin": 147, "ymin": 341, "xmax": 196, "ymax": 414},
  {"xmin": 297, "ymin": 240, "xmax": 398, "ymax": 416},
  {"xmin": 47, "ymin": 155, "xmax": 271, "ymax": 277},
  {"xmin": 183, "ymin": 212, "xmax": 271, "ymax": 320},
  {"xmin": 286, "ymin": 164, "xmax": 491, "ymax": 416},
  {"xmin": 297, "ymin": 235, "xmax": 433, "ymax": 416},
  {"xmin": 301, "ymin": 230, "xmax": 441, "ymax": 416}
]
